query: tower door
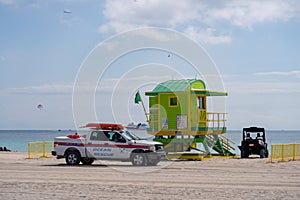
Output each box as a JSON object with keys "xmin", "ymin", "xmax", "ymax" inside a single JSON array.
[{"xmin": 197, "ymin": 96, "xmax": 207, "ymax": 128}]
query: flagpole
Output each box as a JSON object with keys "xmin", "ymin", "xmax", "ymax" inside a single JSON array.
[
  {"xmin": 140, "ymin": 95, "xmax": 149, "ymax": 122},
  {"xmin": 136, "ymin": 90, "xmax": 149, "ymax": 122}
]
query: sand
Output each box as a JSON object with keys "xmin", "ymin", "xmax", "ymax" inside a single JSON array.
[{"xmin": 0, "ymin": 152, "xmax": 299, "ymax": 200}]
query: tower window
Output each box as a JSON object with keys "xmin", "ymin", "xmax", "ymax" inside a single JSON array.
[
  {"xmin": 169, "ymin": 97, "xmax": 178, "ymax": 107},
  {"xmin": 198, "ymin": 96, "xmax": 205, "ymax": 109}
]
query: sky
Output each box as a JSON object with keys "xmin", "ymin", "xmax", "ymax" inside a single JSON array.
[{"xmin": 0, "ymin": 0, "xmax": 300, "ymax": 130}]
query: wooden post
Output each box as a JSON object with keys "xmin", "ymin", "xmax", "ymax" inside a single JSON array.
[
  {"xmin": 140, "ymin": 95, "xmax": 149, "ymax": 122},
  {"xmin": 281, "ymin": 144, "xmax": 285, "ymax": 162},
  {"xmin": 293, "ymin": 143, "xmax": 296, "ymax": 161},
  {"xmin": 42, "ymin": 142, "xmax": 46, "ymax": 158},
  {"xmin": 28, "ymin": 143, "xmax": 31, "ymax": 159}
]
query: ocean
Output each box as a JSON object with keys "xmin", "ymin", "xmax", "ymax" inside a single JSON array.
[{"xmin": 0, "ymin": 129, "xmax": 299, "ymax": 153}]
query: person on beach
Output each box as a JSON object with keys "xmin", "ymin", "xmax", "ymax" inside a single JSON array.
[
  {"xmin": 0, "ymin": 147, "xmax": 11, "ymax": 152},
  {"xmin": 4, "ymin": 147, "xmax": 11, "ymax": 151}
]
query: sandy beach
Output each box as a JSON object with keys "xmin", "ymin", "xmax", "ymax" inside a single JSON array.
[{"xmin": 0, "ymin": 152, "xmax": 299, "ymax": 200}]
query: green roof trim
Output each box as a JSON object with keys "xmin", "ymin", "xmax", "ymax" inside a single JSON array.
[
  {"xmin": 145, "ymin": 79, "xmax": 227, "ymax": 96},
  {"xmin": 146, "ymin": 79, "xmax": 205, "ymax": 96},
  {"xmin": 191, "ymin": 89, "xmax": 228, "ymax": 96}
]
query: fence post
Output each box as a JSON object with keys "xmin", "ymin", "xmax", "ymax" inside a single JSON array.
[
  {"xmin": 28, "ymin": 143, "xmax": 31, "ymax": 159},
  {"xmin": 42, "ymin": 142, "xmax": 46, "ymax": 158},
  {"xmin": 270, "ymin": 145, "xmax": 273, "ymax": 162},
  {"xmin": 293, "ymin": 143, "xmax": 296, "ymax": 161},
  {"xmin": 281, "ymin": 144, "xmax": 284, "ymax": 162}
]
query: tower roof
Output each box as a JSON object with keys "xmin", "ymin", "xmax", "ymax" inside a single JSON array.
[
  {"xmin": 148, "ymin": 79, "xmax": 205, "ymax": 93},
  {"xmin": 145, "ymin": 79, "xmax": 227, "ymax": 96}
]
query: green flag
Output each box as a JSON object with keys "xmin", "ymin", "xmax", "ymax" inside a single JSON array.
[{"xmin": 134, "ymin": 91, "xmax": 141, "ymax": 104}]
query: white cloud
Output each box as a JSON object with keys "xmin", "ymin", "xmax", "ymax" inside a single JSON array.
[
  {"xmin": 99, "ymin": 21, "xmax": 142, "ymax": 34},
  {"xmin": 0, "ymin": 0, "xmax": 40, "ymax": 7},
  {"xmin": 4, "ymin": 75, "xmax": 174, "ymax": 95},
  {"xmin": 0, "ymin": 0, "xmax": 15, "ymax": 5},
  {"xmin": 6, "ymin": 83, "xmax": 74, "ymax": 95},
  {"xmin": 255, "ymin": 70, "xmax": 300, "ymax": 79},
  {"xmin": 28, "ymin": 2, "xmax": 41, "ymax": 9},
  {"xmin": 130, "ymin": 28, "xmax": 181, "ymax": 42},
  {"xmin": 59, "ymin": 16, "xmax": 82, "ymax": 26},
  {"xmin": 100, "ymin": 0, "xmax": 202, "ymax": 31},
  {"xmin": 225, "ymin": 79, "xmax": 300, "ymax": 129},
  {"xmin": 205, "ymin": 0, "xmax": 298, "ymax": 29},
  {"xmin": 99, "ymin": 0, "xmax": 300, "ymax": 44},
  {"xmin": 226, "ymin": 81, "xmax": 300, "ymax": 94},
  {"xmin": 184, "ymin": 26, "xmax": 232, "ymax": 45}
]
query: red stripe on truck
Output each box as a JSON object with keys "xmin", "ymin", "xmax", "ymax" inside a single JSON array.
[
  {"xmin": 85, "ymin": 144, "xmax": 149, "ymax": 149},
  {"xmin": 54, "ymin": 142, "xmax": 149, "ymax": 149},
  {"xmin": 54, "ymin": 142, "xmax": 85, "ymax": 147}
]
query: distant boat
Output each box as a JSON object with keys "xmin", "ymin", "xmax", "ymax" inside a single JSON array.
[{"xmin": 126, "ymin": 122, "xmax": 148, "ymax": 130}]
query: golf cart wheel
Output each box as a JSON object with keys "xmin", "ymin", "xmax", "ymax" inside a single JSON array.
[
  {"xmin": 241, "ymin": 150, "xmax": 248, "ymax": 158},
  {"xmin": 265, "ymin": 149, "xmax": 269, "ymax": 158},
  {"xmin": 260, "ymin": 149, "xmax": 265, "ymax": 158}
]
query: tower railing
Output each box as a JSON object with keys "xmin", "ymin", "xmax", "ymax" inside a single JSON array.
[{"xmin": 206, "ymin": 112, "xmax": 227, "ymax": 130}]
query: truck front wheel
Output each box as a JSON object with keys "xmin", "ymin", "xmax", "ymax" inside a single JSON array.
[
  {"xmin": 65, "ymin": 151, "xmax": 81, "ymax": 165},
  {"xmin": 131, "ymin": 153, "xmax": 147, "ymax": 166}
]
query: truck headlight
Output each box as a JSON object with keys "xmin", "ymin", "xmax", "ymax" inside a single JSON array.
[{"xmin": 149, "ymin": 146, "xmax": 155, "ymax": 152}]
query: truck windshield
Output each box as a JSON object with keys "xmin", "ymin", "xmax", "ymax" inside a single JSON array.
[{"xmin": 120, "ymin": 130, "xmax": 140, "ymax": 141}]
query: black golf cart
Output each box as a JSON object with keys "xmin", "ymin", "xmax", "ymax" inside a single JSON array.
[{"xmin": 238, "ymin": 127, "xmax": 268, "ymax": 158}]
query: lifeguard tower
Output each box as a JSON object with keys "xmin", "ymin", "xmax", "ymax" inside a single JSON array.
[{"xmin": 145, "ymin": 79, "xmax": 235, "ymax": 159}]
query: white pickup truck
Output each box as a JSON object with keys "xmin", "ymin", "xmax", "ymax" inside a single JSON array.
[{"xmin": 52, "ymin": 123, "xmax": 166, "ymax": 166}]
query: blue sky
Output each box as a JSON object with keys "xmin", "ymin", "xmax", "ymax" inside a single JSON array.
[{"xmin": 0, "ymin": 0, "xmax": 300, "ymax": 130}]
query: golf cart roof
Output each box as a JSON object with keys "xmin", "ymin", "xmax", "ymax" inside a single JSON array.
[{"xmin": 243, "ymin": 127, "xmax": 265, "ymax": 133}]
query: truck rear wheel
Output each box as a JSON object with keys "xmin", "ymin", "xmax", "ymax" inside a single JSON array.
[
  {"xmin": 81, "ymin": 157, "xmax": 94, "ymax": 165},
  {"xmin": 65, "ymin": 151, "xmax": 81, "ymax": 165},
  {"xmin": 131, "ymin": 153, "xmax": 147, "ymax": 166}
]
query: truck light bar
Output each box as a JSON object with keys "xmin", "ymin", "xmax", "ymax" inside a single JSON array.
[{"xmin": 80, "ymin": 123, "xmax": 124, "ymax": 131}]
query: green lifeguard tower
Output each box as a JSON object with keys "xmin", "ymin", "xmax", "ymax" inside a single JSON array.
[{"xmin": 145, "ymin": 79, "xmax": 235, "ymax": 158}]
